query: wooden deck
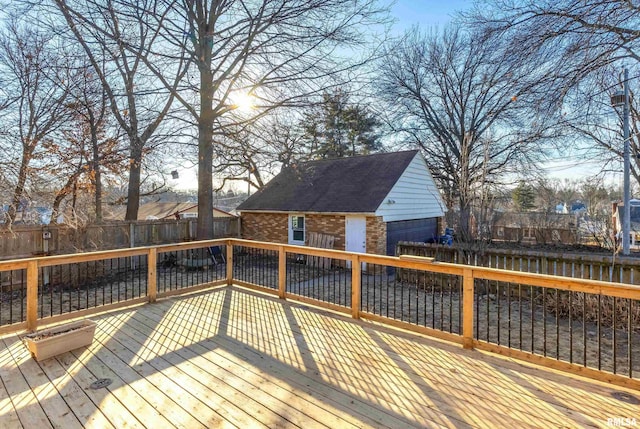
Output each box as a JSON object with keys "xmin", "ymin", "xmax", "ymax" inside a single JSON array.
[{"xmin": 0, "ymin": 286, "xmax": 638, "ymax": 428}]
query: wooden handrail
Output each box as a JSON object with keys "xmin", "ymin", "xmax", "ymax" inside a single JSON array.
[
  {"xmin": 0, "ymin": 238, "xmax": 640, "ymax": 386},
  {"xmin": 3, "ymin": 237, "xmax": 640, "ymax": 390},
  {"xmin": 4, "ymin": 237, "xmax": 640, "ymax": 333}
]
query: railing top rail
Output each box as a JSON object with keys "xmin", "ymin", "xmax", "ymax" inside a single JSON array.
[
  {"xmin": 0, "ymin": 238, "xmax": 228, "ymax": 268},
  {"xmin": 0, "ymin": 260, "xmax": 29, "ymax": 270},
  {"xmin": 397, "ymin": 241, "xmax": 640, "ymax": 265},
  {"xmin": 228, "ymin": 238, "xmax": 355, "ymax": 259},
  {"xmin": 2, "ymin": 237, "xmax": 640, "ymax": 300},
  {"xmin": 471, "ymin": 265, "xmax": 640, "ymax": 298}
]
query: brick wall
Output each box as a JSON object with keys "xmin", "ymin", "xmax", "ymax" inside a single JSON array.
[
  {"xmin": 366, "ymin": 216, "xmax": 387, "ymax": 255},
  {"xmin": 241, "ymin": 212, "xmax": 389, "ymax": 256},
  {"xmin": 306, "ymin": 214, "xmax": 345, "ymax": 250},
  {"xmin": 241, "ymin": 212, "xmax": 289, "ymax": 244}
]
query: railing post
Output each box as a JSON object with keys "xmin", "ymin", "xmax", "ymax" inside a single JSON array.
[
  {"xmin": 351, "ymin": 255, "xmax": 361, "ymax": 319},
  {"xmin": 278, "ymin": 245, "xmax": 286, "ymax": 299},
  {"xmin": 148, "ymin": 247, "xmax": 157, "ymax": 303},
  {"xmin": 26, "ymin": 260, "xmax": 39, "ymax": 332},
  {"xmin": 462, "ymin": 268, "xmax": 474, "ymax": 349},
  {"xmin": 226, "ymin": 242, "xmax": 234, "ymax": 286}
]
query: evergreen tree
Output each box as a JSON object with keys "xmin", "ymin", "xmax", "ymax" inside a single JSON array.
[
  {"xmin": 301, "ymin": 91, "xmax": 381, "ymax": 159},
  {"xmin": 512, "ymin": 181, "xmax": 536, "ymax": 211}
]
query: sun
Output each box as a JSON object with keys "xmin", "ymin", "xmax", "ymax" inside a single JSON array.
[{"xmin": 231, "ymin": 92, "xmax": 255, "ymax": 112}]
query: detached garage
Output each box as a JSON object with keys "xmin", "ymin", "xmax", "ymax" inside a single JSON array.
[{"xmin": 236, "ymin": 150, "xmax": 446, "ymax": 256}]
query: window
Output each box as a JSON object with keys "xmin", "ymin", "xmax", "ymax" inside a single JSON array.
[
  {"xmin": 289, "ymin": 215, "xmax": 305, "ymax": 244},
  {"xmin": 524, "ymin": 227, "xmax": 534, "ymax": 238}
]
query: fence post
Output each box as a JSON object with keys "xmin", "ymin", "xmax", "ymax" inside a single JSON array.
[
  {"xmin": 462, "ymin": 268, "xmax": 474, "ymax": 349},
  {"xmin": 351, "ymin": 255, "xmax": 361, "ymax": 319},
  {"xmin": 26, "ymin": 260, "xmax": 39, "ymax": 332},
  {"xmin": 148, "ymin": 247, "xmax": 157, "ymax": 303},
  {"xmin": 278, "ymin": 245, "xmax": 286, "ymax": 299},
  {"xmin": 226, "ymin": 242, "xmax": 234, "ymax": 286}
]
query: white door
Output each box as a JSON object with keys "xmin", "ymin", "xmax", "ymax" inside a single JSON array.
[
  {"xmin": 346, "ymin": 216, "xmax": 366, "ymax": 268},
  {"xmin": 346, "ymin": 216, "xmax": 366, "ymax": 253}
]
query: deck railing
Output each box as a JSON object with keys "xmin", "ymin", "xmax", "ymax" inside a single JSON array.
[
  {"xmin": 0, "ymin": 238, "xmax": 638, "ymax": 390},
  {"xmin": 397, "ymin": 241, "xmax": 640, "ymax": 285}
]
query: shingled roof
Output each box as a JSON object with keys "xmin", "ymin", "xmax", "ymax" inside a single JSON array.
[{"xmin": 237, "ymin": 150, "xmax": 419, "ymax": 213}]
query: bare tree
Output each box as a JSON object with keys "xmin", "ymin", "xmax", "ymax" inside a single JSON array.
[
  {"xmin": 0, "ymin": 20, "xmax": 73, "ymax": 226},
  {"xmin": 50, "ymin": 0, "xmax": 189, "ymax": 221},
  {"xmin": 467, "ymin": 1, "xmax": 640, "ymax": 186},
  {"xmin": 213, "ymin": 111, "xmax": 311, "ymax": 193},
  {"xmin": 378, "ymin": 25, "xmax": 562, "ymax": 240},
  {"xmin": 534, "ymin": 178, "xmax": 561, "ymax": 213},
  {"xmin": 48, "ymin": 65, "xmax": 126, "ymax": 223},
  {"xmin": 579, "ymin": 176, "xmax": 611, "ymax": 218},
  {"xmin": 467, "ymin": 0, "xmax": 640, "ymax": 69},
  {"xmin": 131, "ymin": 0, "xmax": 389, "ymax": 238}
]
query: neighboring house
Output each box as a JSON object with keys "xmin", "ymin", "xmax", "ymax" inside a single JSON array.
[
  {"xmin": 612, "ymin": 199, "xmax": 640, "ymax": 249},
  {"xmin": 555, "ymin": 201, "xmax": 587, "ymax": 215},
  {"xmin": 555, "ymin": 203, "xmax": 568, "ymax": 214},
  {"xmin": 571, "ymin": 201, "xmax": 587, "ymax": 214},
  {"xmin": 236, "ymin": 150, "xmax": 446, "ymax": 256},
  {"xmin": 105, "ymin": 202, "xmax": 236, "ymax": 221},
  {"xmin": 492, "ymin": 212, "xmax": 579, "ymax": 244}
]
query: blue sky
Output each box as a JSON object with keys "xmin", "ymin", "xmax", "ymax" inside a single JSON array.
[
  {"xmin": 387, "ymin": 0, "xmax": 610, "ymax": 185},
  {"xmin": 390, "ymin": 0, "xmax": 472, "ymax": 32}
]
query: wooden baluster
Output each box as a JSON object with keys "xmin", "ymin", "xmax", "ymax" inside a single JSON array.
[
  {"xmin": 26, "ymin": 260, "xmax": 39, "ymax": 332},
  {"xmin": 148, "ymin": 248, "xmax": 157, "ymax": 303},
  {"xmin": 278, "ymin": 245, "xmax": 286, "ymax": 299},
  {"xmin": 462, "ymin": 268, "xmax": 474, "ymax": 349},
  {"xmin": 351, "ymin": 255, "xmax": 361, "ymax": 319}
]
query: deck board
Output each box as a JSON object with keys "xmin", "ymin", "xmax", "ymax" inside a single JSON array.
[
  {"xmin": 0, "ymin": 285, "xmax": 638, "ymax": 428},
  {"xmin": 136, "ymin": 299, "xmax": 418, "ymax": 429},
  {"xmin": 2, "ymin": 337, "xmax": 84, "ymax": 429}
]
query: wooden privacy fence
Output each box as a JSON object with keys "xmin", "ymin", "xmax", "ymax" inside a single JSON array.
[
  {"xmin": 0, "ymin": 218, "xmax": 238, "ymax": 260},
  {"xmin": 397, "ymin": 241, "xmax": 640, "ymax": 285},
  {"xmin": 0, "ymin": 238, "xmax": 638, "ymax": 391}
]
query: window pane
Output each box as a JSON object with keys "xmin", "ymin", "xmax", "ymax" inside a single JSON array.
[
  {"xmin": 293, "ymin": 230, "xmax": 304, "ymax": 241},
  {"xmin": 292, "ymin": 215, "xmax": 304, "ymax": 229}
]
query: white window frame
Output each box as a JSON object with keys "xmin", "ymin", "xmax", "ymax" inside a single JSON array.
[{"xmin": 289, "ymin": 214, "xmax": 305, "ymax": 245}]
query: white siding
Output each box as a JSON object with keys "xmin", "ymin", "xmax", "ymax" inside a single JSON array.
[{"xmin": 375, "ymin": 153, "xmax": 446, "ymax": 222}]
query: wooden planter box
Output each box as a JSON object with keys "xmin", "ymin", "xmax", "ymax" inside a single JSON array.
[{"xmin": 23, "ymin": 320, "xmax": 97, "ymax": 361}]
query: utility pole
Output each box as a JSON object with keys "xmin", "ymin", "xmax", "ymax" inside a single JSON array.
[
  {"xmin": 623, "ymin": 68, "xmax": 631, "ymax": 256},
  {"xmin": 612, "ymin": 68, "xmax": 631, "ymax": 255}
]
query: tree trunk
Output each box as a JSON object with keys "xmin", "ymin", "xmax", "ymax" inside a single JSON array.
[
  {"xmin": 50, "ymin": 189, "xmax": 67, "ymax": 225},
  {"xmin": 71, "ymin": 182, "xmax": 78, "ymax": 222},
  {"xmin": 459, "ymin": 199, "xmax": 472, "ymax": 242},
  {"xmin": 197, "ymin": 67, "xmax": 214, "ymax": 239},
  {"xmin": 6, "ymin": 151, "xmax": 32, "ymax": 226},
  {"xmin": 91, "ymin": 126, "xmax": 102, "ymax": 222},
  {"xmin": 124, "ymin": 141, "xmax": 142, "ymax": 221}
]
